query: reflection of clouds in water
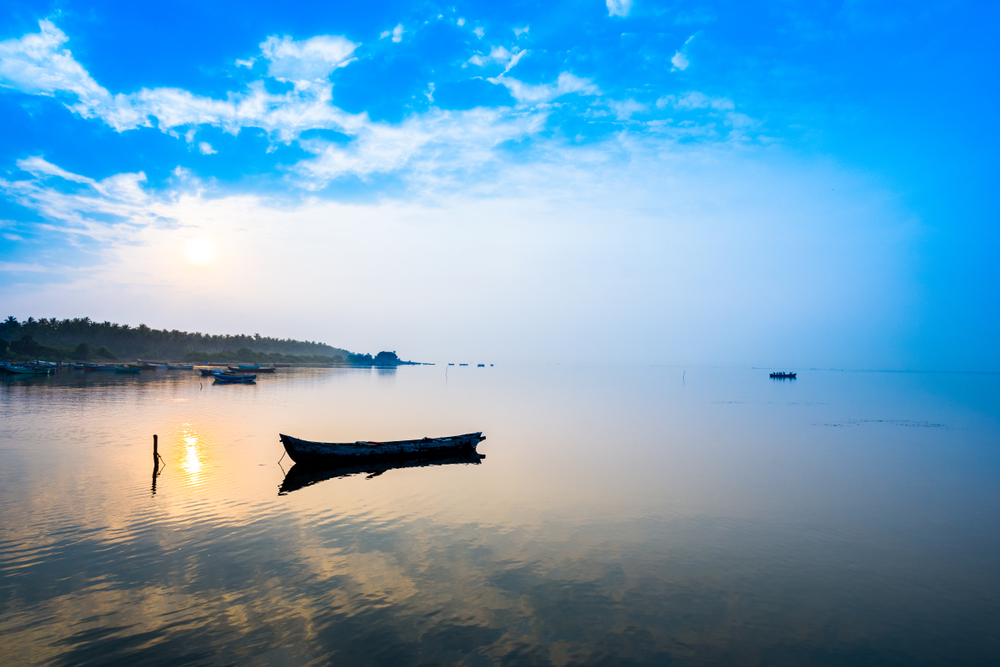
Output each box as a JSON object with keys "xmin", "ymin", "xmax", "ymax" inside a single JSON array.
[{"xmin": 0, "ymin": 499, "xmax": 995, "ymax": 665}]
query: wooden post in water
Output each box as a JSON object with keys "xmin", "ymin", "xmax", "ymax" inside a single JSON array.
[{"xmin": 152, "ymin": 434, "xmax": 160, "ymax": 495}]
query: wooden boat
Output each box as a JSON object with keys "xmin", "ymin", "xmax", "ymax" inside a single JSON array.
[
  {"xmin": 770, "ymin": 371, "xmax": 797, "ymax": 379},
  {"xmin": 167, "ymin": 364, "xmax": 194, "ymax": 370},
  {"xmin": 114, "ymin": 366, "xmax": 142, "ymax": 373},
  {"xmin": 84, "ymin": 364, "xmax": 116, "ymax": 372},
  {"xmin": 212, "ymin": 371, "xmax": 256, "ymax": 383},
  {"xmin": 279, "ymin": 432, "xmax": 485, "ymax": 465},
  {"xmin": 198, "ymin": 367, "xmax": 220, "ymax": 376},
  {"xmin": 279, "ymin": 452, "xmax": 485, "ymax": 494}
]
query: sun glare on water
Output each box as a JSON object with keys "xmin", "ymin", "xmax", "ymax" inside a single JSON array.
[{"xmin": 185, "ymin": 239, "xmax": 216, "ymax": 265}]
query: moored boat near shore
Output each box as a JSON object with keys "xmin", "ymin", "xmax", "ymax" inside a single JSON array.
[
  {"xmin": 1, "ymin": 363, "xmax": 53, "ymax": 375},
  {"xmin": 279, "ymin": 432, "xmax": 486, "ymax": 465},
  {"xmin": 84, "ymin": 364, "xmax": 116, "ymax": 372},
  {"xmin": 212, "ymin": 372, "xmax": 256, "ymax": 384}
]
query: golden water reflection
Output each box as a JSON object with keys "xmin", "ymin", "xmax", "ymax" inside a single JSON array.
[{"xmin": 177, "ymin": 423, "xmax": 208, "ymax": 487}]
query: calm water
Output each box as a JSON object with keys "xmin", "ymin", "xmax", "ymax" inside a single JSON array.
[{"xmin": 1, "ymin": 365, "xmax": 998, "ymax": 666}]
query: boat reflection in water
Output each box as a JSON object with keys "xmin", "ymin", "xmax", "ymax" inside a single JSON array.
[{"xmin": 279, "ymin": 452, "xmax": 486, "ymax": 495}]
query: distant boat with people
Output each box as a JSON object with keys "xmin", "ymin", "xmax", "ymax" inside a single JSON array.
[{"xmin": 770, "ymin": 371, "xmax": 797, "ymax": 379}]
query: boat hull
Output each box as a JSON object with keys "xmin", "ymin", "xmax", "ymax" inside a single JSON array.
[{"xmin": 280, "ymin": 432, "xmax": 485, "ymax": 465}]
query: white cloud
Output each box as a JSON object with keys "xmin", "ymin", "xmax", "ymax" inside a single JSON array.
[
  {"xmin": 391, "ymin": 24, "xmax": 404, "ymax": 43},
  {"xmin": 235, "ymin": 58, "xmax": 255, "ymax": 69},
  {"xmin": 492, "ymin": 72, "xmax": 600, "ymax": 104},
  {"xmin": 657, "ymin": 92, "xmax": 734, "ymax": 110},
  {"xmin": 0, "ymin": 21, "xmax": 751, "ymax": 198},
  {"xmin": 514, "ymin": 26, "xmax": 530, "ymax": 37},
  {"xmin": 293, "ymin": 106, "xmax": 547, "ymax": 189},
  {"xmin": 607, "ymin": 0, "xmax": 633, "ymax": 17},
  {"xmin": 609, "ymin": 98, "xmax": 647, "ymax": 119},
  {"xmin": 0, "ymin": 20, "xmax": 109, "ymax": 105},
  {"xmin": 424, "ymin": 82, "xmax": 435, "ymax": 103},
  {"xmin": 1, "ymin": 161, "xmax": 158, "ymax": 245},
  {"xmin": 474, "ymin": 27, "xmax": 485, "ymax": 39},
  {"xmin": 17, "ymin": 156, "xmax": 95, "ymax": 184},
  {"xmin": 468, "ymin": 46, "xmax": 528, "ymax": 74},
  {"xmin": 671, "ymin": 34, "xmax": 697, "ymax": 72},
  {"xmin": 260, "ymin": 34, "xmax": 357, "ymax": 82},
  {"xmin": 198, "ymin": 141, "xmax": 217, "ymax": 155}
]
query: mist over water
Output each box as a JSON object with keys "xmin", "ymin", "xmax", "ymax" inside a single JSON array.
[{"xmin": 1, "ymin": 365, "xmax": 998, "ymax": 665}]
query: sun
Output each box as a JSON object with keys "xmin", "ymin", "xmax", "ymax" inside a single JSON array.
[{"xmin": 185, "ymin": 238, "xmax": 216, "ymax": 265}]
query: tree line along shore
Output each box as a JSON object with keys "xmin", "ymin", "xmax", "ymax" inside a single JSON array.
[{"xmin": 0, "ymin": 317, "xmax": 413, "ymax": 367}]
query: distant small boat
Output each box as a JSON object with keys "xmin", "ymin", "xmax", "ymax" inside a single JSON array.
[
  {"xmin": 84, "ymin": 364, "xmax": 116, "ymax": 372},
  {"xmin": 114, "ymin": 366, "xmax": 142, "ymax": 373},
  {"xmin": 477, "ymin": 364, "xmax": 485, "ymax": 367},
  {"xmin": 279, "ymin": 432, "xmax": 485, "ymax": 465},
  {"xmin": 228, "ymin": 365, "xmax": 273, "ymax": 372},
  {"xmin": 167, "ymin": 364, "xmax": 194, "ymax": 370},
  {"xmin": 212, "ymin": 371, "xmax": 256, "ymax": 383},
  {"xmin": 459, "ymin": 363, "xmax": 468, "ymax": 366},
  {"xmin": 770, "ymin": 371, "xmax": 797, "ymax": 379},
  {"xmin": 199, "ymin": 368, "xmax": 219, "ymax": 376},
  {"xmin": 1, "ymin": 364, "xmax": 52, "ymax": 375}
]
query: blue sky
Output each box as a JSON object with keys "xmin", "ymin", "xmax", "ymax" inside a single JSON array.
[{"xmin": 0, "ymin": 1, "xmax": 996, "ymax": 368}]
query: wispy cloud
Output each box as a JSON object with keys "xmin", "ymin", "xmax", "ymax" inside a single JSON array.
[
  {"xmin": 0, "ymin": 20, "xmax": 108, "ymax": 104},
  {"xmin": 0, "ymin": 21, "xmax": 757, "ymax": 196},
  {"xmin": 1, "ymin": 159, "xmax": 167, "ymax": 245},
  {"xmin": 380, "ymin": 24, "xmax": 404, "ymax": 43},
  {"xmin": 657, "ymin": 92, "xmax": 734, "ymax": 110},
  {"xmin": 260, "ymin": 34, "xmax": 357, "ymax": 82},
  {"xmin": 671, "ymin": 34, "xmax": 697, "ymax": 71},
  {"xmin": 607, "ymin": 0, "xmax": 633, "ymax": 18},
  {"xmin": 491, "ymin": 72, "xmax": 600, "ymax": 104}
]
